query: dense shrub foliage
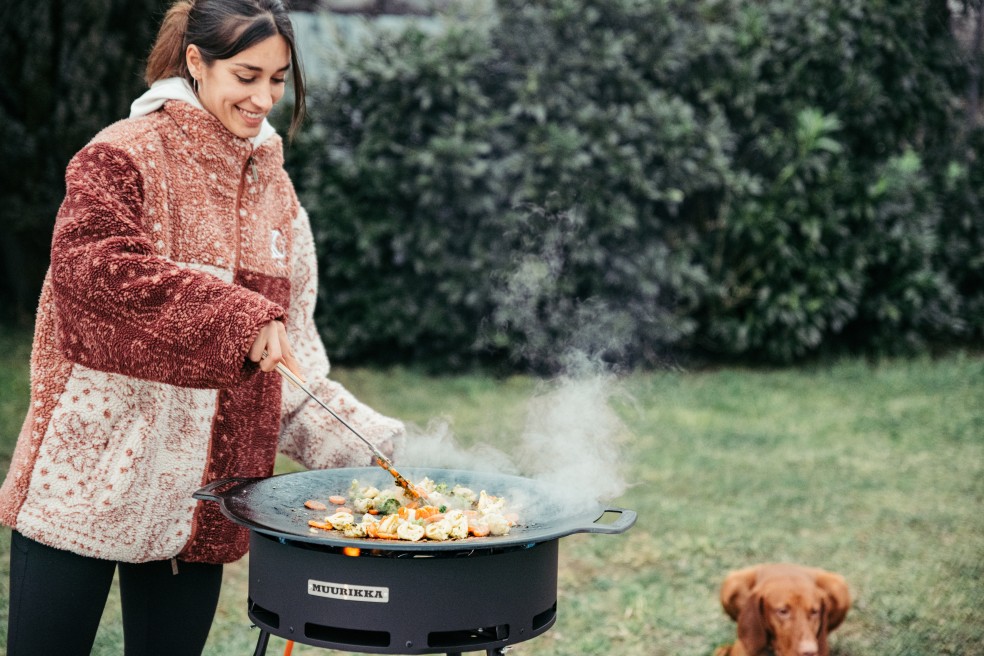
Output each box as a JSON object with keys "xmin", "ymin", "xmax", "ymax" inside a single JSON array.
[
  {"xmin": 0, "ymin": 0, "xmax": 169, "ymax": 322},
  {"xmin": 285, "ymin": 0, "xmax": 980, "ymax": 369}
]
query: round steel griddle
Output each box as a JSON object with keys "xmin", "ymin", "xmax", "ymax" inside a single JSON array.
[{"xmin": 194, "ymin": 467, "xmax": 636, "ymax": 552}]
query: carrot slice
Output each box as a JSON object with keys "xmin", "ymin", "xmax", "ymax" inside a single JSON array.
[
  {"xmin": 468, "ymin": 523, "xmax": 490, "ymax": 537},
  {"xmin": 414, "ymin": 506, "xmax": 440, "ymax": 520},
  {"xmin": 305, "ymin": 500, "xmax": 328, "ymax": 511},
  {"xmin": 328, "ymin": 495, "xmax": 347, "ymax": 505}
]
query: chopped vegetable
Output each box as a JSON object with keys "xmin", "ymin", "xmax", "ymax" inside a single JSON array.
[{"xmin": 303, "ymin": 476, "xmax": 519, "ymax": 542}]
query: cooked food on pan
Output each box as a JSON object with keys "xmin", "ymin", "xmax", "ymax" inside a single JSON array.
[{"xmin": 304, "ymin": 477, "xmax": 519, "ymax": 542}]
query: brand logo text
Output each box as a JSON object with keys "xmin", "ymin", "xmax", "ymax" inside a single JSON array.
[{"xmin": 308, "ymin": 580, "xmax": 389, "ymax": 603}]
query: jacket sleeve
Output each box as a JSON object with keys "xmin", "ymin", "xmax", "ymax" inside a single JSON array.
[
  {"xmin": 278, "ymin": 206, "xmax": 406, "ymax": 469},
  {"xmin": 49, "ymin": 142, "xmax": 284, "ymax": 389}
]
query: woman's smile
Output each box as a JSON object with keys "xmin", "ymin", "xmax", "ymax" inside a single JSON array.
[{"xmin": 237, "ymin": 105, "xmax": 265, "ymax": 127}]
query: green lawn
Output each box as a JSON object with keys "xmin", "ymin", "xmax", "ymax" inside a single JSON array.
[{"xmin": 1, "ymin": 324, "xmax": 981, "ymax": 655}]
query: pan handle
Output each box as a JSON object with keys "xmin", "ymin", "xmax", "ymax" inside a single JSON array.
[
  {"xmin": 193, "ymin": 477, "xmax": 257, "ymax": 503},
  {"xmin": 576, "ymin": 506, "xmax": 637, "ymax": 535}
]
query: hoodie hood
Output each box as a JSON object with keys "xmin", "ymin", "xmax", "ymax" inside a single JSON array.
[{"xmin": 130, "ymin": 77, "xmax": 277, "ymax": 148}]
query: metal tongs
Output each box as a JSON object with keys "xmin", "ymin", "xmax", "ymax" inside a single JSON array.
[{"xmin": 275, "ymin": 363, "xmax": 424, "ymax": 500}]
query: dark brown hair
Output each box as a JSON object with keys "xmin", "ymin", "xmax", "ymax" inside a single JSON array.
[{"xmin": 145, "ymin": 0, "xmax": 306, "ymax": 140}]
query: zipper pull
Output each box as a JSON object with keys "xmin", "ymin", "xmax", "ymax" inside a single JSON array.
[{"xmin": 249, "ymin": 157, "xmax": 259, "ymax": 183}]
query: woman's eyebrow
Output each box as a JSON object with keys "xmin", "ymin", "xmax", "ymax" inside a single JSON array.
[{"xmin": 233, "ymin": 63, "xmax": 291, "ymax": 73}]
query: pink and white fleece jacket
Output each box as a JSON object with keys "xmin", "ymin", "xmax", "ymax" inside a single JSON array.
[{"xmin": 0, "ymin": 83, "xmax": 404, "ymax": 564}]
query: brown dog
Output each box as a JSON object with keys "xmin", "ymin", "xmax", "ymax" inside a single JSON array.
[{"xmin": 714, "ymin": 563, "xmax": 851, "ymax": 656}]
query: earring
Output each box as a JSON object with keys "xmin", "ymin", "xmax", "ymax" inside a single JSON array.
[{"xmin": 193, "ymin": 77, "xmax": 200, "ymax": 95}]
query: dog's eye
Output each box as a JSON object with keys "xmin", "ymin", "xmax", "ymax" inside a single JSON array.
[
  {"xmin": 810, "ymin": 608, "xmax": 821, "ymax": 617},
  {"xmin": 776, "ymin": 606, "xmax": 791, "ymax": 618}
]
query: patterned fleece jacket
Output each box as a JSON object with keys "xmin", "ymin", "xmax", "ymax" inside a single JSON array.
[{"xmin": 0, "ymin": 78, "xmax": 404, "ymax": 564}]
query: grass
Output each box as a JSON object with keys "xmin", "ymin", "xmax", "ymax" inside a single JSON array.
[{"xmin": 0, "ymin": 322, "xmax": 981, "ymax": 655}]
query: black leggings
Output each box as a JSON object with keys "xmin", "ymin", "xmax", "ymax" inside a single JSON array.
[{"xmin": 6, "ymin": 531, "xmax": 223, "ymax": 656}]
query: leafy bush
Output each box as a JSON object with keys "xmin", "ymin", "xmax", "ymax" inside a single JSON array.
[
  {"xmin": 0, "ymin": 0, "xmax": 169, "ymax": 322},
  {"xmin": 936, "ymin": 126, "xmax": 984, "ymax": 343},
  {"xmin": 279, "ymin": 0, "xmax": 981, "ymax": 367},
  {"xmin": 287, "ymin": 26, "xmax": 506, "ymax": 367},
  {"xmin": 696, "ymin": 109, "xmax": 865, "ymax": 362},
  {"xmin": 687, "ymin": 0, "xmax": 968, "ymax": 360}
]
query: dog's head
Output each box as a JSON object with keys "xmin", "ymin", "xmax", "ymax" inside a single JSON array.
[{"xmin": 720, "ymin": 564, "xmax": 850, "ymax": 656}]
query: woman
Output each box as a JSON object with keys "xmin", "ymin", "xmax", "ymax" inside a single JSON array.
[{"xmin": 0, "ymin": 1, "xmax": 405, "ymax": 654}]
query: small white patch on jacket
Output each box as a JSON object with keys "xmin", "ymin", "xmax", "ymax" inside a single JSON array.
[{"xmin": 271, "ymin": 229, "xmax": 287, "ymax": 261}]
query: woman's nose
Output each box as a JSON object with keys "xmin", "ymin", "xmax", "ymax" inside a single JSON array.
[{"xmin": 253, "ymin": 86, "xmax": 275, "ymax": 111}]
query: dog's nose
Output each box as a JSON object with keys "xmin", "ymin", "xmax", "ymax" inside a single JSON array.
[{"xmin": 798, "ymin": 640, "xmax": 819, "ymax": 656}]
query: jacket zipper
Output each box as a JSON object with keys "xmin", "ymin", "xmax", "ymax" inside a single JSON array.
[
  {"xmin": 233, "ymin": 152, "xmax": 256, "ymax": 270},
  {"xmin": 180, "ymin": 150, "xmax": 257, "ymax": 562}
]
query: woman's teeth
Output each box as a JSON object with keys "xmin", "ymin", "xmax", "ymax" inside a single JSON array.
[{"xmin": 239, "ymin": 107, "xmax": 263, "ymax": 120}]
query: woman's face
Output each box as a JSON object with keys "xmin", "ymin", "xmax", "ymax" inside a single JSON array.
[{"xmin": 186, "ymin": 34, "xmax": 290, "ymax": 139}]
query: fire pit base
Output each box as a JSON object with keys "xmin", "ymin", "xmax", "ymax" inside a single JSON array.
[{"xmin": 246, "ymin": 531, "xmax": 559, "ymax": 654}]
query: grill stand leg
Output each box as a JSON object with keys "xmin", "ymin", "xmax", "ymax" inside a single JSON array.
[{"xmin": 252, "ymin": 629, "xmax": 270, "ymax": 656}]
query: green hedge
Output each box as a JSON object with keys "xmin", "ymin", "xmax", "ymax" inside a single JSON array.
[
  {"xmin": 0, "ymin": 0, "xmax": 170, "ymax": 323},
  {"xmin": 285, "ymin": 0, "xmax": 980, "ymax": 369}
]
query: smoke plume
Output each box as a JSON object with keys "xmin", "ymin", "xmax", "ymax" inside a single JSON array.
[{"xmin": 397, "ymin": 205, "xmax": 631, "ymax": 507}]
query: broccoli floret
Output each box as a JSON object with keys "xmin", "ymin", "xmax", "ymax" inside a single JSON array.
[{"xmin": 376, "ymin": 498, "xmax": 401, "ymax": 515}]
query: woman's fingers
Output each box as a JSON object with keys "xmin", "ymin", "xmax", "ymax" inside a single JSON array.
[
  {"xmin": 249, "ymin": 320, "xmax": 306, "ymax": 382},
  {"xmin": 249, "ymin": 321, "xmax": 283, "ymax": 371},
  {"xmin": 248, "ymin": 322, "xmax": 276, "ymax": 363},
  {"xmin": 279, "ymin": 348, "xmax": 305, "ymax": 382},
  {"xmin": 275, "ymin": 321, "xmax": 306, "ymax": 383}
]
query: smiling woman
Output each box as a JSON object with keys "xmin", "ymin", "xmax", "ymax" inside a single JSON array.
[
  {"xmin": 145, "ymin": 0, "xmax": 307, "ymax": 140},
  {"xmin": 0, "ymin": 1, "xmax": 405, "ymax": 655}
]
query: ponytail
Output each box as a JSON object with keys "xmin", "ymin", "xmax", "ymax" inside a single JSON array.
[{"xmin": 144, "ymin": 1, "xmax": 194, "ymax": 86}]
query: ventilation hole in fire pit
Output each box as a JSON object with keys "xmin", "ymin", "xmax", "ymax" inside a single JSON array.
[
  {"xmin": 428, "ymin": 624, "xmax": 509, "ymax": 649},
  {"xmin": 248, "ymin": 599, "xmax": 280, "ymax": 630},
  {"xmin": 304, "ymin": 622, "xmax": 390, "ymax": 648},
  {"xmin": 533, "ymin": 602, "xmax": 557, "ymax": 630}
]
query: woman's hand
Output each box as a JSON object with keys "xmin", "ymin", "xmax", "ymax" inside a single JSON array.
[{"xmin": 248, "ymin": 320, "xmax": 305, "ymax": 381}]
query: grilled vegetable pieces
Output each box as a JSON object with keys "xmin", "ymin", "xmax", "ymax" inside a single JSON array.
[{"xmin": 304, "ymin": 477, "xmax": 519, "ymax": 542}]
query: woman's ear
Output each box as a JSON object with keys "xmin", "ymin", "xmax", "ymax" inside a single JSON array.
[{"xmin": 185, "ymin": 44, "xmax": 203, "ymax": 81}]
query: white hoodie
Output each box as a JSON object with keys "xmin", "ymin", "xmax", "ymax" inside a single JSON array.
[{"xmin": 129, "ymin": 76, "xmax": 277, "ymax": 148}]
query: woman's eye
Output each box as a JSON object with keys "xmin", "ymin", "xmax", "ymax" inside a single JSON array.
[
  {"xmin": 273, "ymin": 77, "xmax": 287, "ymax": 85},
  {"xmin": 237, "ymin": 76, "xmax": 255, "ymax": 84}
]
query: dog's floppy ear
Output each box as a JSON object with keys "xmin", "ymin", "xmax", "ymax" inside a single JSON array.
[
  {"xmin": 737, "ymin": 593, "xmax": 769, "ymax": 655},
  {"xmin": 813, "ymin": 570, "xmax": 851, "ymax": 632},
  {"xmin": 720, "ymin": 566, "xmax": 760, "ymax": 621},
  {"xmin": 817, "ymin": 599, "xmax": 830, "ymax": 656}
]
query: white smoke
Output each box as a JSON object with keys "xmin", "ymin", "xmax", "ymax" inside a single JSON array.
[
  {"xmin": 517, "ymin": 354, "xmax": 629, "ymax": 506},
  {"xmin": 397, "ymin": 204, "xmax": 632, "ymax": 508},
  {"xmin": 396, "ymin": 360, "xmax": 630, "ymax": 509},
  {"xmin": 397, "ymin": 417, "xmax": 519, "ymax": 475}
]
